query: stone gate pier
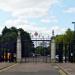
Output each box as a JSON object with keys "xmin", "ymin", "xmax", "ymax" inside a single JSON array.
[
  {"xmin": 51, "ymin": 30, "xmax": 56, "ymax": 63},
  {"xmin": 16, "ymin": 31, "xmax": 22, "ymax": 63}
]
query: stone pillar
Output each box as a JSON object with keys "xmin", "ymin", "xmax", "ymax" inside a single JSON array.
[
  {"xmin": 16, "ymin": 31, "xmax": 21, "ymax": 63},
  {"xmin": 51, "ymin": 37, "xmax": 56, "ymax": 63}
]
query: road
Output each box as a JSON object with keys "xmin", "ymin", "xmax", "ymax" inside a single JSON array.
[{"xmin": 0, "ymin": 63, "xmax": 60, "ymax": 75}]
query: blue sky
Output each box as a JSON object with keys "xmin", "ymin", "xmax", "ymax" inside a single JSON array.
[{"xmin": 0, "ymin": 0, "xmax": 75, "ymax": 37}]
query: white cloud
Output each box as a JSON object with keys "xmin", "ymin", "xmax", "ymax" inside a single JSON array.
[
  {"xmin": 5, "ymin": 18, "xmax": 29, "ymax": 26},
  {"xmin": 51, "ymin": 26, "xmax": 66, "ymax": 35},
  {"xmin": 4, "ymin": 18, "xmax": 50, "ymax": 34},
  {"xmin": 40, "ymin": 16, "xmax": 58, "ymax": 23},
  {"xmin": 0, "ymin": 0, "xmax": 65, "ymax": 36},
  {"xmin": 4, "ymin": 18, "xmax": 65, "ymax": 37},
  {"xmin": 41, "ymin": 19, "xmax": 50, "ymax": 23},
  {"xmin": 0, "ymin": 0, "xmax": 59, "ymax": 18},
  {"xmin": 64, "ymin": 7, "xmax": 75, "ymax": 13}
]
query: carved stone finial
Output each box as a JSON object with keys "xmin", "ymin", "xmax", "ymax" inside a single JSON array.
[
  {"xmin": 52, "ymin": 30, "xmax": 54, "ymax": 36},
  {"xmin": 18, "ymin": 31, "xmax": 20, "ymax": 36}
]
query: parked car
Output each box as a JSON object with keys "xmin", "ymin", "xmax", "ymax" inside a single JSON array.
[{"xmin": 55, "ymin": 55, "xmax": 59, "ymax": 62}]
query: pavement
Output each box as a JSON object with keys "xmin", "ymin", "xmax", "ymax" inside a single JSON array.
[
  {"xmin": 1, "ymin": 62, "xmax": 75, "ymax": 75},
  {"xmin": 0, "ymin": 63, "xmax": 59, "ymax": 75},
  {"xmin": 0, "ymin": 62, "xmax": 75, "ymax": 75},
  {"xmin": 0, "ymin": 63, "xmax": 14, "ymax": 70},
  {"xmin": 57, "ymin": 63, "xmax": 75, "ymax": 75}
]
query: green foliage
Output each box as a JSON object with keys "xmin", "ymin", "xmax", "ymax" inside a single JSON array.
[
  {"xmin": 64, "ymin": 28, "xmax": 73, "ymax": 44},
  {"xmin": 55, "ymin": 35, "xmax": 64, "ymax": 43},
  {"xmin": 2, "ymin": 26, "xmax": 10, "ymax": 36},
  {"xmin": 55, "ymin": 28, "xmax": 74, "ymax": 44},
  {"xmin": 0, "ymin": 26, "xmax": 33, "ymax": 57},
  {"xmin": 35, "ymin": 46, "xmax": 50, "ymax": 56},
  {"xmin": 1, "ymin": 27, "xmax": 17, "ymax": 43},
  {"xmin": 55, "ymin": 28, "xmax": 74, "ymax": 56}
]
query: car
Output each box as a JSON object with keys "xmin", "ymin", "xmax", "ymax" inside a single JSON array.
[
  {"xmin": 55, "ymin": 55, "xmax": 59, "ymax": 61},
  {"xmin": 47, "ymin": 55, "xmax": 50, "ymax": 57},
  {"xmin": 32, "ymin": 53, "xmax": 35, "ymax": 57}
]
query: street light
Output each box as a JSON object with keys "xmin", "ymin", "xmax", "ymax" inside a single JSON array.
[
  {"xmin": 72, "ymin": 22, "xmax": 75, "ymax": 31},
  {"xmin": 72, "ymin": 22, "xmax": 75, "ymax": 62}
]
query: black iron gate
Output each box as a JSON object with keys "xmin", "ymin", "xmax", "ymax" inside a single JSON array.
[
  {"xmin": 0, "ymin": 41, "xmax": 16, "ymax": 62},
  {"xmin": 21, "ymin": 39, "xmax": 51, "ymax": 63},
  {"xmin": 56, "ymin": 42, "xmax": 75, "ymax": 63}
]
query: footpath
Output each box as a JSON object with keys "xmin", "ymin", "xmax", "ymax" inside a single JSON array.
[
  {"xmin": 57, "ymin": 63, "xmax": 75, "ymax": 75},
  {"xmin": 0, "ymin": 63, "xmax": 14, "ymax": 70}
]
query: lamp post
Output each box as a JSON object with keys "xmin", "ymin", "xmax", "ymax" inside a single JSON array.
[
  {"xmin": 72, "ymin": 22, "xmax": 75, "ymax": 62},
  {"xmin": 72, "ymin": 22, "xmax": 75, "ymax": 41},
  {"xmin": 72, "ymin": 22, "xmax": 75, "ymax": 31}
]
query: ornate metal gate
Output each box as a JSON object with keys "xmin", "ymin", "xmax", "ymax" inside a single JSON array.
[{"xmin": 21, "ymin": 39, "xmax": 51, "ymax": 63}]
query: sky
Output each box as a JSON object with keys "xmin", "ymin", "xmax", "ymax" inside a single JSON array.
[{"xmin": 0, "ymin": 0, "xmax": 75, "ymax": 37}]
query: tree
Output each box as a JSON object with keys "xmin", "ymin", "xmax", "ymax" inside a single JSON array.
[
  {"xmin": 0, "ymin": 26, "xmax": 34, "ymax": 61},
  {"xmin": 55, "ymin": 35, "xmax": 64, "ymax": 43},
  {"xmin": 55, "ymin": 28, "xmax": 74, "ymax": 62},
  {"xmin": 2, "ymin": 26, "xmax": 10, "ymax": 35},
  {"xmin": 18, "ymin": 28, "xmax": 34, "ymax": 57},
  {"xmin": 55, "ymin": 28, "xmax": 73, "ymax": 44},
  {"xmin": 64, "ymin": 28, "xmax": 73, "ymax": 44},
  {"xmin": 35, "ymin": 46, "xmax": 50, "ymax": 56}
]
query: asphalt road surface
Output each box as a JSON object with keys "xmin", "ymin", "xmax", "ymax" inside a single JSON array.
[{"xmin": 0, "ymin": 63, "xmax": 60, "ymax": 75}]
